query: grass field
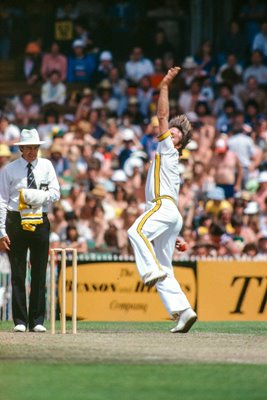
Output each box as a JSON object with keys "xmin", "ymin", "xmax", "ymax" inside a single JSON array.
[{"xmin": 1, "ymin": 321, "xmax": 267, "ymax": 400}]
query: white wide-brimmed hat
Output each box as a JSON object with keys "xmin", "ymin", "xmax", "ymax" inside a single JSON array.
[{"xmin": 14, "ymin": 129, "xmax": 46, "ymax": 146}]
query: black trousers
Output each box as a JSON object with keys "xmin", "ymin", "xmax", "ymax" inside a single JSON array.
[{"xmin": 6, "ymin": 211, "xmax": 50, "ymax": 329}]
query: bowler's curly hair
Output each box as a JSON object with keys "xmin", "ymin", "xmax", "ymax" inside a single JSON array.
[{"xmin": 169, "ymin": 114, "xmax": 192, "ymax": 155}]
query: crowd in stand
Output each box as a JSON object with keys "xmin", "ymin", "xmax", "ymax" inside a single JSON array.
[{"xmin": 0, "ymin": 0, "xmax": 267, "ymax": 258}]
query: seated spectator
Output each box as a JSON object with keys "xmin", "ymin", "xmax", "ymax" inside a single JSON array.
[
  {"xmin": 15, "ymin": 91, "xmax": 40, "ymax": 126},
  {"xmin": 60, "ymin": 184, "xmax": 86, "ymax": 217},
  {"xmin": 88, "ymin": 109, "xmax": 105, "ymax": 140},
  {"xmin": 125, "ymin": 46, "xmax": 154, "ymax": 84},
  {"xmin": 136, "ymin": 75, "xmax": 154, "ymax": 118},
  {"xmin": 108, "ymin": 66, "xmax": 128, "ymax": 116},
  {"xmin": 62, "ymin": 224, "xmax": 88, "ymax": 253},
  {"xmin": 243, "ymin": 50, "xmax": 267, "ymax": 86},
  {"xmin": 252, "ymin": 21, "xmax": 267, "ymax": 61},
  {"xmin": 213, "ymin": 83, "xmax": 243, "ymax": 117},
  {"xmin": 244, "ymin": 99, "xmax": 262, "ymax": 127},
  {"xmin": 178, "ymin": 78, "xmax": 207, "ymax": 114},
  {"xmin": 41, "ymin": 42, "xmax": 67, "ymax": 82},
  {"xmin": 239, "ymin": 76, "xmax": 267, "ymax": 115},
  {"xmin": 191, "ymin": 241, "xmax": 218, "ymax": 257},
  {"xmin": 89, "ymin": 199, "xmax": 109, "ymax": 248},
  {"xmin": 242, "ymin": 242, "xmax": 258, "ymax": 257},
  {"xmin": 209, "ymin": 222, "xmax": 240, "ymax": 256},
  {"xmin": 215, "ymin": 100, "xmax": 237, "ymax": 133},
  {"xmin": 231, "ymin": 215, "xmax": 257, "ymax": 245},
  {"xmin": 50, "ymin": 202, "xmax": 68, "ymax": 236},
  {"xmin": 22, "ymin": 41, "xmax": 42, "ymax": 85},
  {"xmin": 41, "ymin": 70, "xmax": 66, "ymax": 106},
  {"xmin": 205, "ymin": 187, "xmax": 232, "ymax": 217},
  {"xmin": 0, "ymin": 113, "xmax": 20, "ymax": 150},
  {"xmin": 0, "ymin": 144, "xmax": 11, "ymax": 171},
  {"xmin": 149, "ymin": 58, "xmax": 165, "ymax": 89},
  {"xmin": 49, "ymin": 143, "xmax": 71, "ymax": 183},
  {"xmin": 141, "ymin": 116, "xmax": 160, "ymax": 160},
  {"xmin": 215, "ymin": 53, "xmax": 243, "ymax": 86},
  {"xmin": 67, "ymin": 39, "xmax": 96, "ymax": 83},
  {"xmin": 179, "ymin": 56, "xmax": 199, "ymax": 89},
  {"xmin": 93, "ymin": 50, "xmax": 113, "ymax": 85},
  {"xmin": 91, "ymin": 79, "xmax": 119, "ymax": 115},
  {"xmin": 37, "ymin": 109, "xmax": 67, "ymax": 150},
  {"xmin": 75, "ymin": 87, "xmax": 93, "ymax": 120}
]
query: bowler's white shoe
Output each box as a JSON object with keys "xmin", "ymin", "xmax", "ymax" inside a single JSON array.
[
  {"xmin": 170, "ymin": 308, "xmax": 197, "ymax": 333},
  {"xmin": 14, "ymin": 324, "xmax": 26, "ymax": 332},
  {"xmin": 31, "ymin": 324, "xmax": 47, "ymax": 333},
  {"xmin": 143, "ymin": 270, "xmax": 167, "ymax": 288}
]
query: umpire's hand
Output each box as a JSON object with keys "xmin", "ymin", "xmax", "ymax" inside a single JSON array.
[{"xmin": 0, "ymin": 236, "xmax": 11, "ymax": 251}]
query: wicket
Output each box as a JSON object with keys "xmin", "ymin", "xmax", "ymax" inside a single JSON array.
[{"xmin": 50, "ymin": 248, "xmax": 77, "ymax": 334}]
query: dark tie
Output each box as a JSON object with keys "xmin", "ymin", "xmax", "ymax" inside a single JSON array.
[{"xmin": 27, "ymin": 163, "xmax": 37, "ymax": 189}]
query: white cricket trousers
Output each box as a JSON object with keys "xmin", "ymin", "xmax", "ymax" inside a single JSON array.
[{"xmin": 128, "ymin": 198, "xmax": 191, "ymax": 317}]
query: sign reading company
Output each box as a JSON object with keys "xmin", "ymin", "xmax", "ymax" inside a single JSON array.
[
  {"xmin": 197, "ymin": 260, "xmax": 267, "ymax": 321},
  {"xmin": 59, "ymin": 262, "xmax": 197, "ymax": 321}
]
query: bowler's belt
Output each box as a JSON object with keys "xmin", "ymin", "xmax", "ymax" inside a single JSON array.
[{"xmin": 152, "ymin": 195, "xmax": 177, "ymax": 206}]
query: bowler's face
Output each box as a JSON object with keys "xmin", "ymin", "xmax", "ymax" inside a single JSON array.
[
  {"xmin": 170, "ymin": 127, "xmax": 183, "ymax": 148},
  {"xmin": 21, "ymin": 145, "xmax": 39, "ymax": 163}
]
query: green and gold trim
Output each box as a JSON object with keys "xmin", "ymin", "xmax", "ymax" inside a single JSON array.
[{"xmin": 157, "ymin": 130, "xmax": 171, "ymax": 142}]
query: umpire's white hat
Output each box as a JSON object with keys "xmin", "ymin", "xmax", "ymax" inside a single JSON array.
[{"xmin": 14, "ymin": 129, "xmax": 45, "ymax": 146}]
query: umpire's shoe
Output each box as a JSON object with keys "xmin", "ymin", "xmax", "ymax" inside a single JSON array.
[{"xmin": 170, "ymin": 308, "xmax": 197, "ymax": 333}]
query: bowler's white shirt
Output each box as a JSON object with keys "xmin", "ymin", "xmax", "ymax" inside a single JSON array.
[
  {"xmin": 145, "ymin": 133, "xmax": 180, "ymax": 204},
  {"xmin": 0, "ymin": 157, "xmax": 60, "ymax": 238}
]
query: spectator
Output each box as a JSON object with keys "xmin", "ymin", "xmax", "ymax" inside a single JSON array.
[
  {"xmin": 67, "ymin": 39, "xmax": 96, "ymax": 83},
  {"xmin": 41, "ymin": 70, "xmax": 66, "ymax": 106},
  {"xmin": 0, "ymin": 113, "xmax": 20, "ymax": 149},
  {"xmin": 228, "ymin": 122, "xmax": 259, "ymax": 186},
  {"xmin": 41, "ymin": 42, "xmax": 67, "ymax": 82},
  {"xmin": 194, "ymin": 40, "xmax": 216, "ymax": 78},
  {"xmin": 209, "ymin": 137, "xmax": 243, "ymax": 198},
  {"xmin": 62, "ymin": 223, "xmax": 88, "ymax": 253},
  {"xmin": 243, "ymin": 50, "xmax": 267, "ymax": 86},
  {"xmin": 239, "ymin": 76, "xmax": 267, "ymax": 115},
  {"xmin": 205, "ymin": 187, "xmax": 232, "ymax": 217},
  {"xmin": 179, "ymin": 56, "xmax": 199, "ymax": 89},
  {"xmin": 75, "ymin": 87, "xmax": 93, "ymax": 121},
  {"xmin": 215, "ymin": 53, "xmax": 243, "ymax": 86},
  {"xmin": 91, "ymin": 79, "xmax": 119, "ymax": 115},
  {"xmin": 178, "ymin": 79, "xmax": 207, "ymax": 114},
  {"xmin": 252, "ymin": 21, "xmax": 267, "ymax": 60},
  {"xmin": 253, "ymin": 171, "xmax": 267, "ymax": 210},
  {"xmin": 141, "ymin": 116, "xmax": 160, "ymax": 160},
  {"xmin": 15, "ymin": 92, "xmax": 41, "ymax": 127},
  {"xmin": 22, "ymin": 41, "xmax": 42, "ymax": 85},
  {"xmin": 49, "ymin": 143, "xmax": 70, "ymax": 182},
  {"xmin": 213, "ymin": 83, "xmax": 243, "ymax": 117},
  {"xmin": 0, "ymin": 144, "xmax": 11, "ymax": 171},
  {"xmin": 93, "ymin": 50, "xmax": 113, "ymax": 85},
  {"xmin": 125, "ymin": 46, "xmax": 154, "ymax": 84},
  {"xmin": 148, "ymin": 28, "xmax": 174, "ymax": 60},
  {"xmin": 136, "ymin": 75, "xmax": 154, "ymax": 117},
  {"xmin": 231, "ymin": 215, "xmax": 257, "ymax": 245}
]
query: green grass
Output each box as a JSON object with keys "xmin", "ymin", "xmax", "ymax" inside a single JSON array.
[
  {"xmin": 1, "ymin": 320, "xmax": 267, "ymax": 335},
  {"xmin": 1, "ymin": 363, "xmax": 267, "ymax": 400},
  {"xmin": 1, "ymin": 321, "xmax": 267, "ymax": 400}
]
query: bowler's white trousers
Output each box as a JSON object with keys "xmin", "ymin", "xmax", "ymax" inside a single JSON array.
[{"xmin": 128, "ymin": 198, "xmax": 191, "ymax": 317}]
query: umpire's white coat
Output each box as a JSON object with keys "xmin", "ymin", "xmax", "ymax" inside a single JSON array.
[{"xmin": 128, "ymin": 130, "xmax": 191, "ymax": 316}]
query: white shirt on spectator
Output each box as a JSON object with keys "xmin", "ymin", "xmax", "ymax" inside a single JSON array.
[
  {"xmin": 41, "ymin": 81, "xmax": 66, "ymax": 105},
  {"xmin": 125, "ymin": 58, "xmax": 154, "ymax": 83},
  {"xmin": 0, "ymin": 124, "xmax": 20, "ymax": 143}
]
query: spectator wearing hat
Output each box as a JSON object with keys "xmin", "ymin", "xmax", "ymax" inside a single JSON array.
[
  {"xmin": 93, "ymin": 50, "xmax": 113, "ymax": 85},
  {"xmin": 179, "ymin": 56, "xmax": 199, "ymax": 89},
  {"xmin": 205, "ymin": 187, "xmax": 232, "ymax": 217},
  {"xmin": 41, "ymin": 70, "xmax": 66, "ymax": 106},
  {"xmin": 41, "ymin": 42, "xmax": 67, "ymax": 82},
  {"xmin": 117, "ymin": 128, "xmax": 137, "ymax": 168},
  {"xmin": 67, "ymin": 39, "xmax": 96, "ymax": 83},
  {"xmin": 0, "ymin": 144, "xmax": 11, "ymax": 171},
  {"xmin": 141, "ymin": 116, "xmax": 160, "ymax": 160},
  {"xmin": 22, "ymin": 41, "xmax": 42, "ymax": 85},
  {"xmin": 75, "ymin": 87, "xmax": 93, "ymax": 120},
  {"xmin": 0, "ymin": 129, "xmax": 60, "ymax": 332},
  {"xmin": 243, "ymin": 50, "xmax": 267, "ymax": 86},
  {"xmin": 15, "ymin": 91, "xmax": 41, "ymax": 127},
  {"xmin": 49, "ymin": 143, "xmax": 70, "ymax": 183},
  {"xmin": 91, "ymin": 79, "xmax": 119, "ymax": 115},
  {"xmin": 125, "ymin": 46, "xmax": 154, "ymax": 84},
  {"xmin": 243, "ymin": 201, "xmax": 260, "ymax": 237},
  {"xmin": 0, "ymin": 113, "xmax": 20, "ymax": 151},
  {"xmin": 209, "ymin": 137, "xmax": 243, "ymax": 198}
]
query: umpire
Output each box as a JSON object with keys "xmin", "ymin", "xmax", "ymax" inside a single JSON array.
[{"xmin": 0, "ymin": 129, "xmax": 60, "ymax": 332}]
